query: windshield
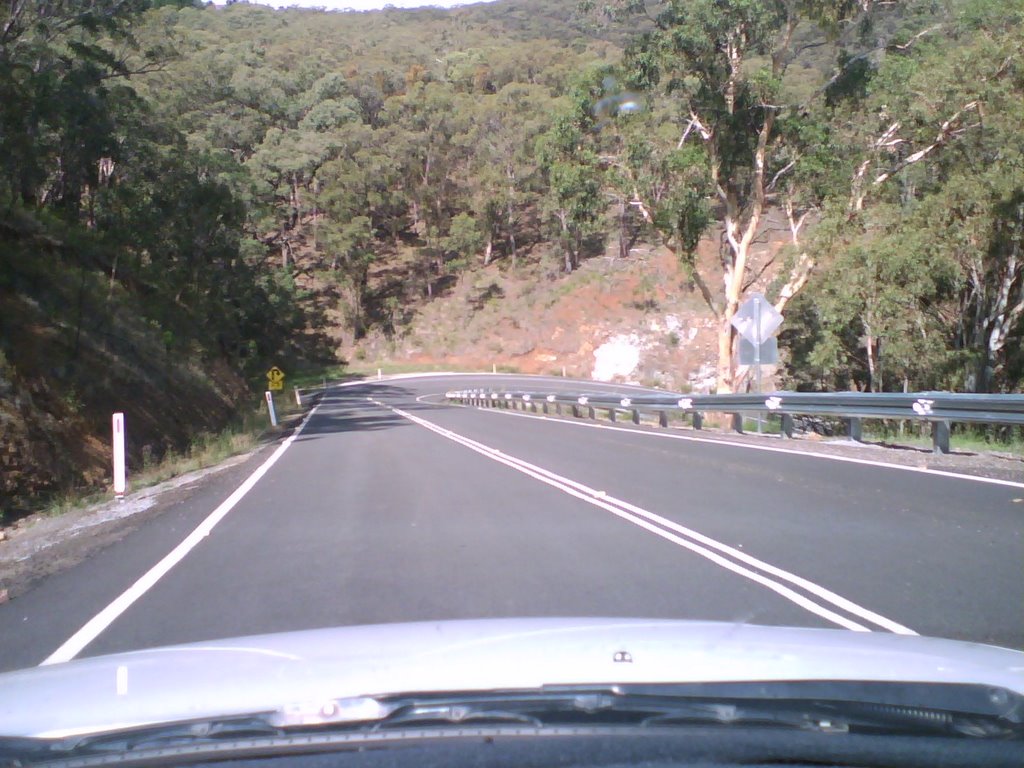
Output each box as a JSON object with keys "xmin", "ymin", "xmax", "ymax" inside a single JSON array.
[{"xmin": 1, "ymin": 1, "xmax": 1022, "ymax": 766}]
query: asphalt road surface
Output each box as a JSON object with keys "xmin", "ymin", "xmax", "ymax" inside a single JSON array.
[{"xmin": 1, "ymin": 373, "xmax": 1022, "ymax": 673}]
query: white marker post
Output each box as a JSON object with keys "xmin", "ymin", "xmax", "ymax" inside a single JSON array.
[
  {"xmin": 112, "ymin": 412, "xmax": 126, "ymax": 501},
  {"xmin": 294, "ymin": 387, "xmax": 302, "ymax": 407},
  {"xmin": 265, "ymin": 391, "xmax": 278, "ymax": 427}
]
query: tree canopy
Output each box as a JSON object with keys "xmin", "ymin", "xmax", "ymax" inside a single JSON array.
[{"xmin": 3, "ymin": 0, "xmax": 1022, "ymax": 425}]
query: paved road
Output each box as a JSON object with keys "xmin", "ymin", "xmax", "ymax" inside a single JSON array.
[{"xmin": 1, "ymin": 374, "xmax": 1021, "ymax": 673}]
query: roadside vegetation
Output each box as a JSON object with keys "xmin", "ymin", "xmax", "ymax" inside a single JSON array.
[{"xmin": 38, "ymin": 397, "xmax": 301, "ymax": 521}]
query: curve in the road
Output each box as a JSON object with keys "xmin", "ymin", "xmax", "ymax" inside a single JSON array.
[{"xmin": 16, "ymin": 372, "xmax": 1021, "ymax": 668}]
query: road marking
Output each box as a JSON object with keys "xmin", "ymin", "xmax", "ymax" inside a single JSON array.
[
  {"xmin": 372, "ymin": 399, "xmax": 916, "ymax": 636},
  {"xmin": 40, "ymin": 405, "xmax": 323, "ymax": 666},
  {"xmin": 447, "ymin": 400, "xmax": 1024, "ymax": 490}
]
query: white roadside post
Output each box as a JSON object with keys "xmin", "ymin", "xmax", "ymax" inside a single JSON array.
[
  {"xmin": 294, "ymin": 387, "xmax": 302, "ymax": 407},
  {"xmin": 112, "ymin": 412, "xmax": 126, "ymax": 501},
  {"xmin": 265, "ymin": 391, "xmax": 278, "ymax": 427}
]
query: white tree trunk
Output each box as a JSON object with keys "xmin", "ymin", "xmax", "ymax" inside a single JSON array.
[{"xmin": 483, "ymin": 232, "xmax": 493, "ymax": 266}]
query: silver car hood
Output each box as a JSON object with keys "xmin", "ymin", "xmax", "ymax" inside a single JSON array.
[{"xmin": 2, "ymin": 618, "xmax": 1023, "ymax": 738}]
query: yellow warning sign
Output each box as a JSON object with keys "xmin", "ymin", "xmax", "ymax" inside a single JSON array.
[{"xmin": 266, "ymin": 366, "xmax": 285, "ymax": 391}]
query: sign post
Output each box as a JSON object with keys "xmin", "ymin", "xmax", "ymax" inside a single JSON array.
[
  {"xmin": 731, "ymin": 292, "xmax": 784, "ymax": 434},
  {"xmin": 112, "ymin": 412, "xmax": 126, "ymax": 500}
]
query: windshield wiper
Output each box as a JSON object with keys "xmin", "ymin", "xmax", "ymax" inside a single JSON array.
[
  {"xmin": 2, "ymin": 681, "xmax": 1021, "ymax": 766},
  {"xmin": 0, "ymin": 716, "xmax": 284, "ymax": 763},
  {"xmin": 363, "ymin": 683, "xmax": 1024, "ymax": 739}
]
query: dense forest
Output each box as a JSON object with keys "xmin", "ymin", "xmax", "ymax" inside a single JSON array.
[
  {"xmin": 129, "ymin": 0, "xmax": 1022, "ymax": 395},
  {"xmin": 1, "ymin": 0, "xmax": 1022, "ymax": 511}
]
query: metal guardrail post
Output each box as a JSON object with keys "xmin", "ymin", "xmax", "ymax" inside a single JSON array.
[
  {"xmin": 588, "ymin": 405, "xmax": 596, "ymax": 420},
  {"xmin": 659, "ymin": 411, "xmax": 669, "ymax": 428},
  {"xmin": 542, "ymin": 401, "xmax": 549, "ymax": 414},
  {"xmin": 693, "ymin": 412, "xmax": 703, "ymax": 430},
  {"xmin": 848, "ymin": 418, "xmax": 863, "ymax": 442},
  {"xmin": 731, "ymin": 413, "xmax": 743, "ymax": 434},
  {"xmin": 632, "ymin": 409, "xmax": 641, "ymax": 425},
  {"xmin": 572, "ymin": 404, "xmax": 581, "ymax": 418},
  {"xmin": 608, "ymin": 408, "xmax": 617, "ymax": 423},
  {"xmin": 933, "ymin": 420, "xmax": 951, "ymax": 454},
  {"xmin": 781, "ymin": 413, "xmax": 794, "ymax": 439},
  {"xmin": 555, "ymin": 403, "xmax": 562, "ymax": 415}
]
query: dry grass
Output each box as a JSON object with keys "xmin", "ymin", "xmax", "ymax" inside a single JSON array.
[{"xmin": 39, "ymin": 395, "xmax": 307, "ymax": 519}]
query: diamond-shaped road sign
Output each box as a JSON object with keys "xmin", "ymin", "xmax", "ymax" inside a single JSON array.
[
  {"xmin": 731, "ymin": 292, "xmax": 783, "ymax": 345},
  {"xmin": 266, "ymin": 366, "xmax": 285, "ymax": 391},
  {"xmin": 739, "ymin": 336, "xmax": 779, "ymax": 366}
]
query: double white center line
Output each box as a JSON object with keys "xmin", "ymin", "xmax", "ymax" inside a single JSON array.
[{"xmin": 375, "ymin": 399, "xmax": 916, "ymax": 636}]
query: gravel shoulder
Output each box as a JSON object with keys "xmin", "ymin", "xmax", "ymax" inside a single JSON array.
[{"xmin": 0, "ymin": 450, "xmax": 267, "ymax": 603}]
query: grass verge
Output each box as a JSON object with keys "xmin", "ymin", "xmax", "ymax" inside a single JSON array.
[
  {"xmin": 36, "ymin": 394, "xmax": 307, "ymax": 521},
  {"xmin": 860, "ymin": 426, "xmax": 1024, "ymax": 457},
  {"xmin": 289, "ymin": 364, "xmax": 353, "ymax": 390}
]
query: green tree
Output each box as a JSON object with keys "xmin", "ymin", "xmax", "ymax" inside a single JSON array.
[
  {"xmin": 785, "ymin": 0, "xmax": 1024, "ymax": 393},
  {"xmin": 442, "ymin": 212, "xmax": 484, "ymax": 273},
  {"xmin": 536, "ymin": 81, "xmax": 604, "ymax": 273},
  {"xmin": 466, "ymin": 82, "xmax": 552, "ymax": 269},
  {"xmin": 585, "ymin": 0, "xmax": 899, "ymax": 392}
]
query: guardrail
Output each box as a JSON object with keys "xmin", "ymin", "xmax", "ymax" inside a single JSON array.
[
  {"xmin": 444, "ymin": 389, "xmax": 1024, "ymax": 454},
  {"xmin": 293, "ymin": 384, "xmax": 329, "ymax": 407}
]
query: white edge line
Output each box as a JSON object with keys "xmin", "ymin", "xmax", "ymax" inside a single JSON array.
[
  {"xmin": 39, "ymin": 404, "xmax": 323, "ymax": 666},
  {"xmin": 376, "ymin": 401, "xmax": 915, "ymax": 636},
  {"xmin": 456, "ymin": 400, "xmax": 1024, "ymax": 490}
]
